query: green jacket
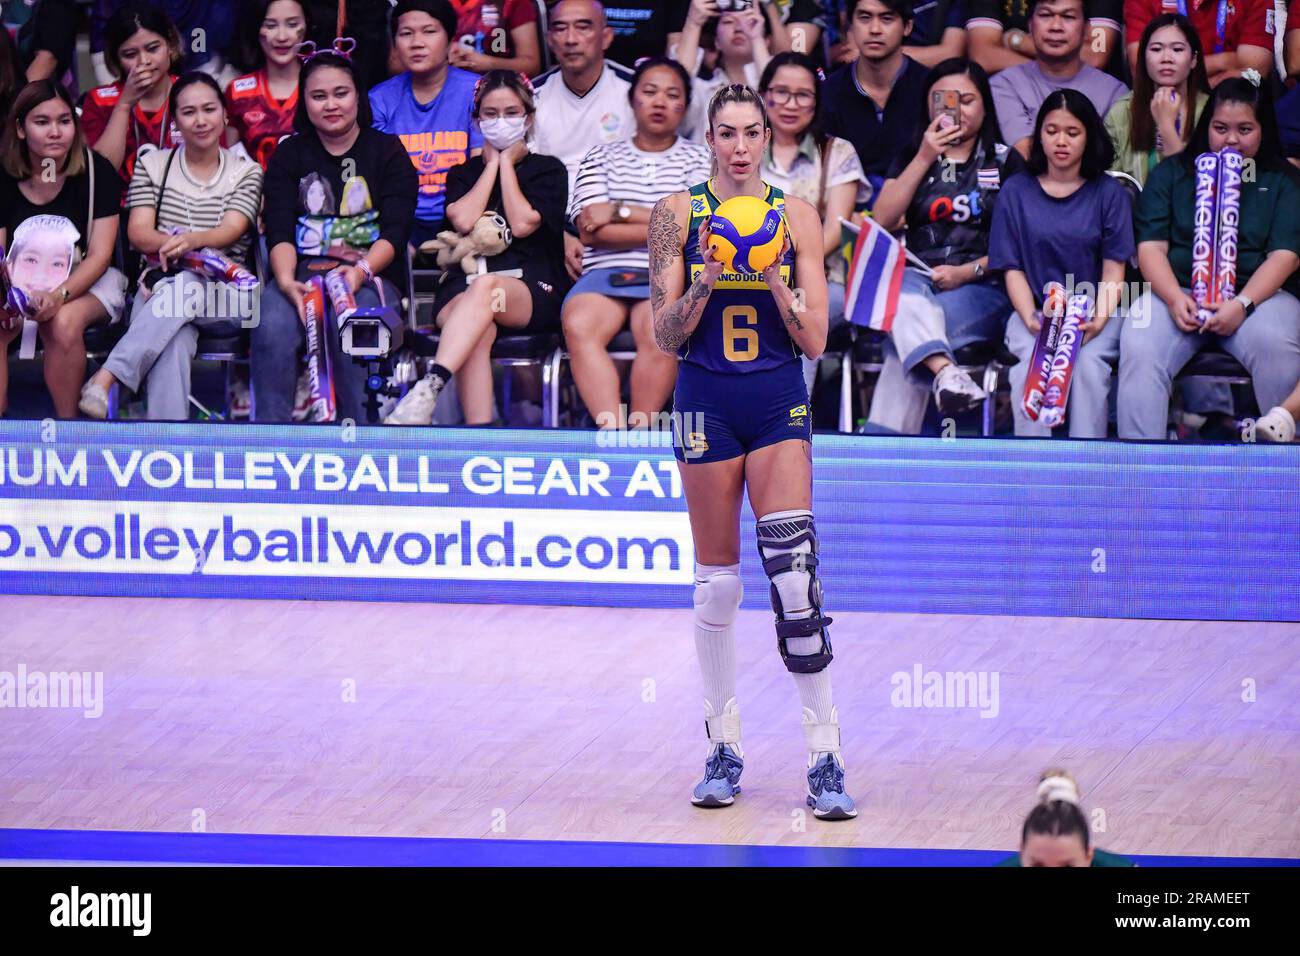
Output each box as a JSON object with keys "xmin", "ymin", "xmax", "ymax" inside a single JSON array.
[
  {"xmin": 996, "ymin": 848, "xmax": 1136, "ymax": 867},
  {"xmin": 1106, "ymin": 91, "xmax": 1209, "ymax": 188}
]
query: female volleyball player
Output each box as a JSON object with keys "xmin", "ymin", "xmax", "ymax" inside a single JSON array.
[
  {"xmin": 999, "ymin": 770, "xmax": 1135, "ymax": 867},
  {"xmin": 647, "ymin": 84, "xmax": 855, "ymax": 819}
]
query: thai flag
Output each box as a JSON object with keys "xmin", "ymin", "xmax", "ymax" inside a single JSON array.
[{"xmin": 843, "ymin": 216, "xmax": 905, "ymax": 332}]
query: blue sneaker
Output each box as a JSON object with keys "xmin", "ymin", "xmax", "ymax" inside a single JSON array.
[
  {"xmin": 692, "ymin": 743, "xmax": 744, "ymax": 807},
  {"xmin": 802, "ymin": 707, "xmax": 857, "ymax": 820},
  {"xmin": 691, "ymin": 698, "xmax": 743, "ymax": 807},
  {"xmin": 806, "ymin": 751, "xmax": 857, "ymax": 819}
]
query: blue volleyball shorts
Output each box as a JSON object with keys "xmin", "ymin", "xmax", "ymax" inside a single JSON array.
[{"xmin": 671, "ymin": 360, "xmax": 812, "ymax": 464}]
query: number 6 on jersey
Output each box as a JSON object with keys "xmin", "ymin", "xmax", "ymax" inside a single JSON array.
[{"xmin": 723, "ymin": 305, "xmax": 759, "ymax": 362}]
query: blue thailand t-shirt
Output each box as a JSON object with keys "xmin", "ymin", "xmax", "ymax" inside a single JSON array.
[
  {"xmin": 369, "ymin": 68, "xmax": 483, "ymax": 226},
  {"xmin": 988, "ymin": 172, "xmax": 1134, "ymax": 306}
]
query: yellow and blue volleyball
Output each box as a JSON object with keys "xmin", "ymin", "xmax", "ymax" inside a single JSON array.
[{"xmin": 708, "ymin": 196, "xmax": 785, "ymax": 274}]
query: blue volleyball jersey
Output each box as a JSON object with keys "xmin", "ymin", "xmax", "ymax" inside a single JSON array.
[{"xmin": 680, "ymin": 180, "xmax": 799, "ymax": 372}]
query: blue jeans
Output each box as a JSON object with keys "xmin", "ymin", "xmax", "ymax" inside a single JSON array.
[
  {"xmin": 1119, "ymin": 288, "xmax": 1300, "ymax": 439},
  {"xmin": 866, "ymin": 269, "xmax": 1010, "ymax": 434},
  {"xmin": 251, "ymin": 273, "xmax": 401, "ymax": 423},
  {"xmin": 1006, "ymin": 307, "xmax": 1122, "ymax": 438}
]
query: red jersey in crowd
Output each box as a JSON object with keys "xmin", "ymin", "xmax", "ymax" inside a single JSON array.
[
  {"xmin": 451, "ymin": 0, "xmax": 537, "ymax": 58},
  {"xmin": 80, "ymin": 79, "xmax": 183, "ymax": 180},
  {"xmin": 225, "ymin": 71, "xmax": 299, "ymax": 171},
  {"xmin": 1124, "ymin": 0, "xmax": 1274, "ymax": 56}
]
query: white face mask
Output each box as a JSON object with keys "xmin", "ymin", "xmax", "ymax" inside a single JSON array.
[{"xmin": 480, "ymin": 116, "xmax": 528, "ymax": 150}]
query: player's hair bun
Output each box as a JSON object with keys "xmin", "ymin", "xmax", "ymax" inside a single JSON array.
[{"xmin": 1036, "ymin": 769, "xmax": 1080, "ymax": 806}]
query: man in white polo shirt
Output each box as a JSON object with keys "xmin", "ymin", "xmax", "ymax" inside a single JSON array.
[{"xmin": 533, "ymin": 0, "xmax": 635, "ymax": 278}]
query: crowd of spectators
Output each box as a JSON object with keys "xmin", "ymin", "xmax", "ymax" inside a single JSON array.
[{"xmin": 2, "ymin": 0, "xmax": 1300, "ymax": 441}]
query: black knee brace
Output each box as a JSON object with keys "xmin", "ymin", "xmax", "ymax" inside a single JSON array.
[{"xmin": 756, "ymin": 511, "xmax": 833, "ymax": 674}]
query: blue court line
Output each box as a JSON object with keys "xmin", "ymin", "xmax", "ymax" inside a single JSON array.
[{"xmin": 1, "ymin": 829, "xmax": 1295, "ymax": 867}]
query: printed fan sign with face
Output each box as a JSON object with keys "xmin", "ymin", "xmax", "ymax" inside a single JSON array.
[
  {"xmin": 4, "ymin": 214, "xmax": 78, "ymax": 304},
  {"xmin": 1, "ymin": 215, "xmax": 79, "ymax": 352}
]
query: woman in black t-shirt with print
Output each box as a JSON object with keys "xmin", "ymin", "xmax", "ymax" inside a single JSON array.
[
  {"xmin": 0, "ymin": 80, "xmax": 126, "ymax": 418},
  {"xmin": 387, "ymin": 70, "xmax": 568, "ymax": 427},
  {"xmin": 254, "ymin": 47, "xmax": 418, "ymax": 423},
  {"xmin": 865, "ymin": 58, "xmax": 1024, "ymax": 435}
]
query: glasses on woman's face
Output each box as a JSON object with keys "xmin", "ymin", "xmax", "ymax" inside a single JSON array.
[{"xmin": 766, "ymin": 87, "xmax": 815, "ymax": 108}]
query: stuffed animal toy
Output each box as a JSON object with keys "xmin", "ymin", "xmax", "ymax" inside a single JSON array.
[{"xmin": 419, "ymin": 212, "xmax": 512, "ymax": 274}]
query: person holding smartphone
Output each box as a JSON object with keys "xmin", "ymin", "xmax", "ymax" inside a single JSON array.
[
  {"xmin": 563, "ymin": 57, "xmax": 711, "ymax": 429},
  {"xmin": 866, "ymin": 58, "xmax": 1025, "ymax": 434},
  {"xmin": 673, "ymin": 0, "xmax": 772, "ymax": 141}
]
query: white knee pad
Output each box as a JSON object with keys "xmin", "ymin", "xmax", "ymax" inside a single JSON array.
[{"xmin": 693, "ymin": 563, "xmax": 742, "ymax": 631}]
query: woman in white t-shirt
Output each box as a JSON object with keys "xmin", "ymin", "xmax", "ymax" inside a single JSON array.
[
  {"xmin": 758, "ymin": 52, "xmax": 869, "ymax": 393},
  {"xmin": 563, "ymin": 57, "xmax": 711, "ymax": 428},
  {"xmin": 673, "ymin": 0, "xmax": 771, "ymax": 142},
  {"xmin": 79, "ymin": 72, "xmax": 263, "ymax": 420}
]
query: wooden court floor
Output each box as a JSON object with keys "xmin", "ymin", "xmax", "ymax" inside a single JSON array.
[{"xmin": 1, "ymin": 595, "xmax": 1296, "ymax": 859}]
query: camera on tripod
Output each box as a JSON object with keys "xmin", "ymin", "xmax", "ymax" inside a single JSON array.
[
  {"xmin": 326, "ymin": 267, "xmax": 404, "ymax": 360},
  {"xmin": 339, "ymin": 300, "xmax": 404, "ymax": 359}
]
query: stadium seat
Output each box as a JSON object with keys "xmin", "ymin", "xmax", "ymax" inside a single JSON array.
[
  {"xmin": 192, "ymin": 329, "xmax": 251, "ymax": 421},
  {"xmin": 956, "ymin": 339, "xmax": 1011, "ymax": 437},
  {"xmin": 405, "ymin": 246, "xmax": 443, "ymax": 331},
  {"xmin": 405, "ymin": 241, "xmax": 568, "ymax": 427},
  {"xmin": 493, "ymin": 331, "xmax": 562, "ymax": 426},
  {"xmin": 823, "ymin": 321, "xmax": 854, "ymax": 433},
  {"xmin": 6, "ymin": 319, "xmax": 127, "ymax": 418},
  {"xmin": 1099, "ymin": 348, "xmax": 1254, "ymax": 431},
  {"xmin": 848, "ymin": 328, "xmax": 1006, "ymax": 436},
  {"xmin": 547, "ymin": 328, "xmax": 639, "ymax": 428},
  {"xmin": 404, "ymin": 296, "xmax": 563, "ymax": 427},
  {"xmin": 1174, "ymin": 348, "xmax": 1253, "ymax": 386}
]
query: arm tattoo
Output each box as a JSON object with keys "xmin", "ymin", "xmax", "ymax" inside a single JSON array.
[
  {"xmin": 783, "ymin": 303, "xmax": 805, "ymax": 332},
  {"xmin": 647, "ymin": 198, "xmax": 677, "ymax": 317},
  {"xmin": 649, "ymin": 197, "xmax": 711, "ymax": 353},
  {"xmin": 657, "ymin": 278, "xmax": 710, "ymax": 353}
]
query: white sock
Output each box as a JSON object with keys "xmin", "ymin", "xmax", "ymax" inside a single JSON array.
[
  {"xmin": 694, "ymin": 607, "xmax": 737, "ymax": 720},
  {"xmin": 694, "ymin": 562, "xmax": 739, "ymax": 743},
  {"xmin": 787, "ymin": 635, "xmax": 835, "ymax": 732}
]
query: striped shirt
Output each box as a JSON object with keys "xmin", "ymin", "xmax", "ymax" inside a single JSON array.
[
  {"xmin": 126, "ymin": 147, "xmax": 263, "ymax": 263},
  {"xmin": 570, "ymin": 137, "xmax": 712, "ymax": 273}
]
